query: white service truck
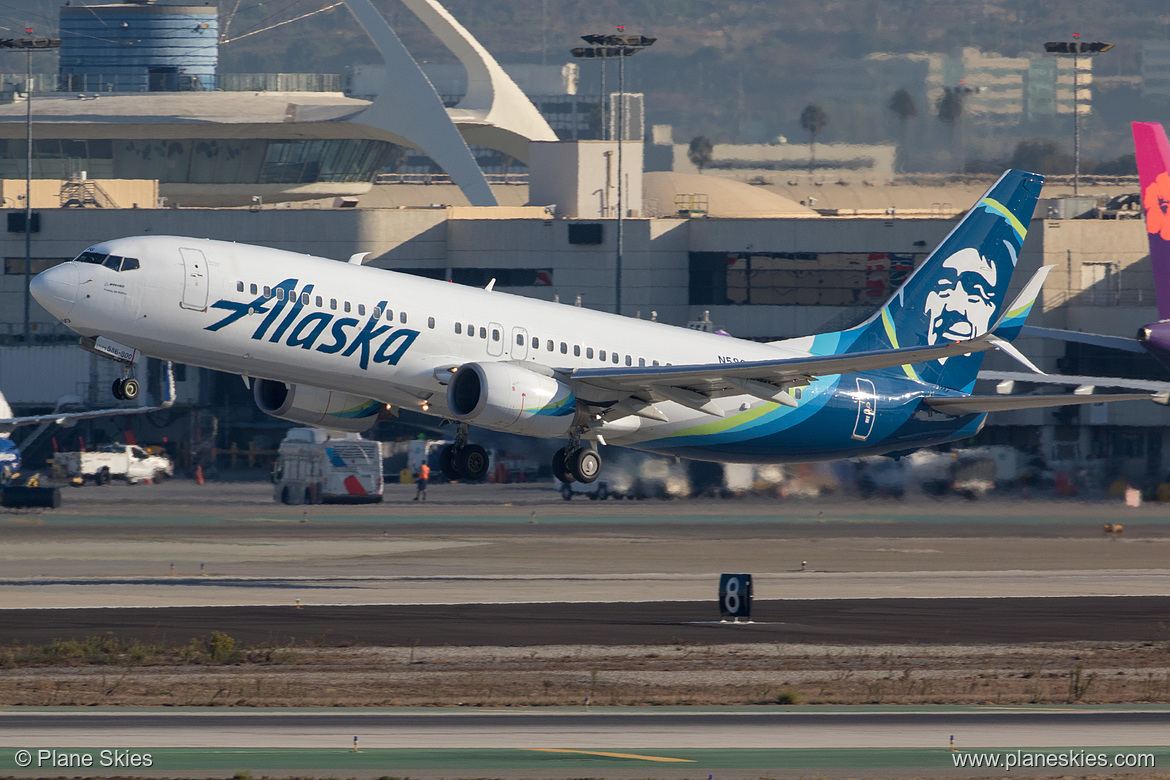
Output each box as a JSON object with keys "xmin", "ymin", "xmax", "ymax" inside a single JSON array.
[
  {"xmin": 274, "ymin": 428, "xmax": 383, "ymax": 504},
  {"xmin": 55, "ymin": 444, "xmax": 174, "ymax": 485}
]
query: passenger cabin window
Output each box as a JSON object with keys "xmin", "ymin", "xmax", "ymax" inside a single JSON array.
[
  {"xmin": 626, "ymin": 355, "xmax": 632, "ymax": 366},
  {"xmin": 612, "ymin": 352, "xmax": 619, "ymax": 364},
  {"xmin": 560, "ymin": 342, "xmax": 568, "ymax": 354},
  {"xmin": 467, "ymin": 324, "xmax": 474, "ymax": 337},
  {"xmin": 316, "ymin": 296, "xmax": 323, "ymax": 307},
  {"xmin": 301, "ymin": 292, "xmax": 310, "ymax": 305},
  {"xmin": 358, "ymin": 304, "xmax": 366, "ymax": 316},
  {"xmin": 264, "ymin": 286, "xmax": 272, "ymax": 298},
  {"xmin": 573, "ymin": 345, "xmax": 580, "ymax": 357},
  {"xmin": 492, "ymin": 328, "xmax": 500, "ymax": 341},
  {"xmin": 479, "ymin": 327, "xmax": 487, "ymax": 339},
  {"xmin": 547, "ymin": 340, "xmax": 554, "ymax": 351},
  {"xmin": 386, "ymin": 309, "xmax": 394, "ymax": 321},
  {"xmin": 400, "ymin": 312, "xmax": 407, "ymax": 324},
  {"xmin": 329, "ymin": 298, "xmax": 337, "ymax": 310},
  {"xmin": 653, "ymin": 360, "xmax": 660, "ymax": 366},
  {"xmin": 455, "ymin": 323, "xmax": 462, "ymax": 335},
  {"xmin": 600, "ymin": 350, "xmax": 607, "ymax": 361},
  {"xmin": 250, "ymin": 284, "xmax": 258, "ymax": 295},
  {"xmin": 587, "ymin": 347, "xmax": 594, "ymax": 359},
  {"xmin": 428, "ymin": 316, "xmax": 436, "ymax": 329},
  {"xmin": 276, "ymin": 288, "xmax": 286, "ymax": 301},
  {"xmin": 236, "ymin": 281, "xmax": 244, "ymax": 293},
  {"xmin": 344, "ymin": 301, "xmax": 351, "ymax": 313},
  {"xmin": 516, "ymin": 334, "xmax": 524, "ymax": 346},
  {"xmin": 531, "ymin": 336, "xmax": 538, "ymax": 349},
  {"xmin": 373, "ymin": 307, "xmax": 382, "ymax": 318},
  {"xmin": 639, "ymin": 358, "xmax": 646, "ymax": 367}
]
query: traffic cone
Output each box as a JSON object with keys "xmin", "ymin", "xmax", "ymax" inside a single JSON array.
[{"xmin": 195, "ymin": 465, "xmax": 204, "ymax": 485}]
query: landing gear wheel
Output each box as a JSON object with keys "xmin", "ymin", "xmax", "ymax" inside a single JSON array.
[
  {"xmin": 455, "ymin": 444, "xmax": 489, "ymax": 481},
  {"xmin": 112, "ymin": 379, "xmax": 125, "ymax": 400},
  {"xmin": 570, "ymin": 448, "xmax": 602, "ymax": 484},
  {"xmin": 121, "ymin": 378, "xmax": 140, "ymax": 400},
  {"xmin": 552, "ymin": 447, "xmax": 575, "ymax": 484},
  {"xmin": 438, "ymin": 445, "xmax": 459, "ymax": 481}
]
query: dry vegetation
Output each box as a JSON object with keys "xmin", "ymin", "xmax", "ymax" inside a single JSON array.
[{"xmin": 3, "ymin": 635, "xmax": 1170, "ymax": 708}]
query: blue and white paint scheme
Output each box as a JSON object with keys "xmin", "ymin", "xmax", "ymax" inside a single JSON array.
[{"xmin": 29, "ymin": 170, "xmax": 1156, "ymax": 483}]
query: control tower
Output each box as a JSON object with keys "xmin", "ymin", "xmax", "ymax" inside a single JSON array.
[{"xmin": 58, "ymin": 0, "xmax": 218, "ymax": 92}]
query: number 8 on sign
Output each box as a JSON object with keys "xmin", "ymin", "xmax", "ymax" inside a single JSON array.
[{"xmin": 719, "ymin": 573, "xmax": 752, "ymax": 620}]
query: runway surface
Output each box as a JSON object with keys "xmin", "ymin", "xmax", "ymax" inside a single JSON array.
[
  {"xmin": 3, "ymin": 706, "xmax": 1169, "ymax": 749},
  {"xmin": 4, "ymin": 596, "xmax": 1170, "ymax": 646}
]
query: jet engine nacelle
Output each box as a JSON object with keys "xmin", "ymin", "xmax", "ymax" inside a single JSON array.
[
  {"xmin": 447, "ymin": 361, "xmax": 580, "ymax": 437},
  {"xmin": 253, "ymin": 379, "xmax": 381, "ymax": 433}
]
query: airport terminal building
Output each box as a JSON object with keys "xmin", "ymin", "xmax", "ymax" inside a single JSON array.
[{"xmin": 2, "ymin": 0, "xmax": 1169, "ymax": 487}]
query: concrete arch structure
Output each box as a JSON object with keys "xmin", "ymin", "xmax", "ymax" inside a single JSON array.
[{"xmin": 342, "ymin": 0, "xmax": 558, "ymax": 207}]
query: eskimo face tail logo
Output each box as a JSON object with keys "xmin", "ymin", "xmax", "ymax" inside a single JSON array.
[
  {"xmin": 923, "ymin": 247, "xmax": 999, "ymax": 364},
  {"xmin": 205, "ymin": 278, "xmax": 418, "ymax": 371}
]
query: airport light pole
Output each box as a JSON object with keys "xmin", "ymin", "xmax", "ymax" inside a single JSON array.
[
  {"xmin": 571, "ymin": 32, "xmax": 654, "ymax": 315},
  {"xmin": 2, "ymin": 32, "xmax": 60, "ymax": 344},
  {"xmin": 1044, "ymin": 36, "xmax": 1113, "ymax": 198}
]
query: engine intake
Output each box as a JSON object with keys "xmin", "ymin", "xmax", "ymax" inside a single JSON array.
[
  {"xmin": 253, "ymin": 379, "xmax": 381, "ymax": 433},
  {"xmin": 447, "ymin": 362, "xmax": 580, "ymax": 437}
]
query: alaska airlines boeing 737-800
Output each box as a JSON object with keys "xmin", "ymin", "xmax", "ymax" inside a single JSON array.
[{"xmin": 29, "ymin": 170, "xmax": 1155, "ymax": 484}]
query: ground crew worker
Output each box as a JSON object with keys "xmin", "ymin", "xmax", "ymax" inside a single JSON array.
[{"xmin": 414, "ymin": 461, "xmax": 430, "ymax": 501}]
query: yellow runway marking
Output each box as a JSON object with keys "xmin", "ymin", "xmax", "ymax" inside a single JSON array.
[{"xmin": 529, "ymin": 748, "xmax": 694, "ymax": 763}]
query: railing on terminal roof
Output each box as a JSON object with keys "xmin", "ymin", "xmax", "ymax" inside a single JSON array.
[
  {"xmin": 0, "ymin": 73, "xmax": 344, "ymax": 94},
  {"xmin": 374, "ymin": 172, "xmax": 529, "ymax": 186}
]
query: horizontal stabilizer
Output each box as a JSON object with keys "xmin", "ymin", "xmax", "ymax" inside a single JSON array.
[
  {"xmin": 926, "ymin": 393, "xmax": 1153, "ymax": 415},
  {"xmin": 979, "ymin": 370, "xmax": 1170, "ymax": 394},
  {"xmin": 1018, "ymin": 325, "xmax": 1145, "ymax": 353}
]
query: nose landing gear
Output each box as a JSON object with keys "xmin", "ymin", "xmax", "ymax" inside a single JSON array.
[{"xmin": 112, "ymin": 376, "xmax": 140, "ymax": 401}]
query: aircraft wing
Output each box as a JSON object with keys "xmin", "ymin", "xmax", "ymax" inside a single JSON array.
[
  {"xmin": 570, "ymin": 333, "xmax": 1000, "ymax": 393},
  {"xmin": 0, "ymin": 404, "xmax": 172, "ymax": 435},
  {"xmin": 0, "ymin": 362, "xmax": 177, "ymax": 435},
  {"xmin": 569, "ymin": 270, "xmax": 1051, "ymax": 414},
  {"xmin": 565, "ymin": 333, "xmax": 1003, "ymax": 420}
]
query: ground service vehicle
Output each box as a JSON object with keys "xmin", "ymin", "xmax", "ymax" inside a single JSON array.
[
  {"xmin": 274, "ymin": 428, "xmax": 383, "ymax": 504},
  {"xmin": 54, "ymin": 443, "xmax": 173, "ymax": 485}
]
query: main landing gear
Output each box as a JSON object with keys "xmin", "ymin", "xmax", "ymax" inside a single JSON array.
[
  {"xmin": 112, "ymin": 375, "xmax": 140, "ymax": 401},
  {"xmin": 438, "ymin": 424, "xmax": 490, "ymax": 482},
  {"xmin": 552, "ymin": 443, "xmax": 601, "ymax": 485}
]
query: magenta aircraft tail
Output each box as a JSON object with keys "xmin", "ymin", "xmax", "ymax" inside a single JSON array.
[{"xmin": 1134, "ymin": 122, "xmax": 1170, "ymax": 320}]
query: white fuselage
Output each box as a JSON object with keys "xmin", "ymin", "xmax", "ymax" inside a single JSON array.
[{"xmin": 34, "ymin": 236, "xmax": 814, "ymax": 447}]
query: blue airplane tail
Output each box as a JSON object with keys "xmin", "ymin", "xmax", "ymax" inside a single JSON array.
[{"xmin": 830, "ymin": 169, "xmax": 1044, "ymax": 392}]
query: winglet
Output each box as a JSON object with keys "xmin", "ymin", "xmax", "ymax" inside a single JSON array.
[{"xmin": 348, "ymin": 252, "xmax": 371, "ymax": 265}]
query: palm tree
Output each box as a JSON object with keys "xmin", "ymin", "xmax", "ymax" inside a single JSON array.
[
  {"xmin": 687, "ymin": 136, "xmax": 714, "ymax": 173},
  {"xmin": 888, "ymin": 89, "xmax": 917, "ymax": 173},
  {"xmin": 800, "ymin": 104, "xmax": 828, "ymax": 173}
]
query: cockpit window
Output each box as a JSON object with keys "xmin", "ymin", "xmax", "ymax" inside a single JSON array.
[{"xmin": 73, "ymin": 251, "xmax": 139, "ymax": 271}]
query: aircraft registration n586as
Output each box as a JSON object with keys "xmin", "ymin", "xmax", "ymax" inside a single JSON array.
[{"xmin": 30, "ymin": 170, "xmax": 1156, "ymax": 484}]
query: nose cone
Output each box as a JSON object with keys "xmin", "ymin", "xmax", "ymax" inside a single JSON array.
[{"xmin": 31, "ymin": 262, "xmax": 79, "ymax": 320}]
